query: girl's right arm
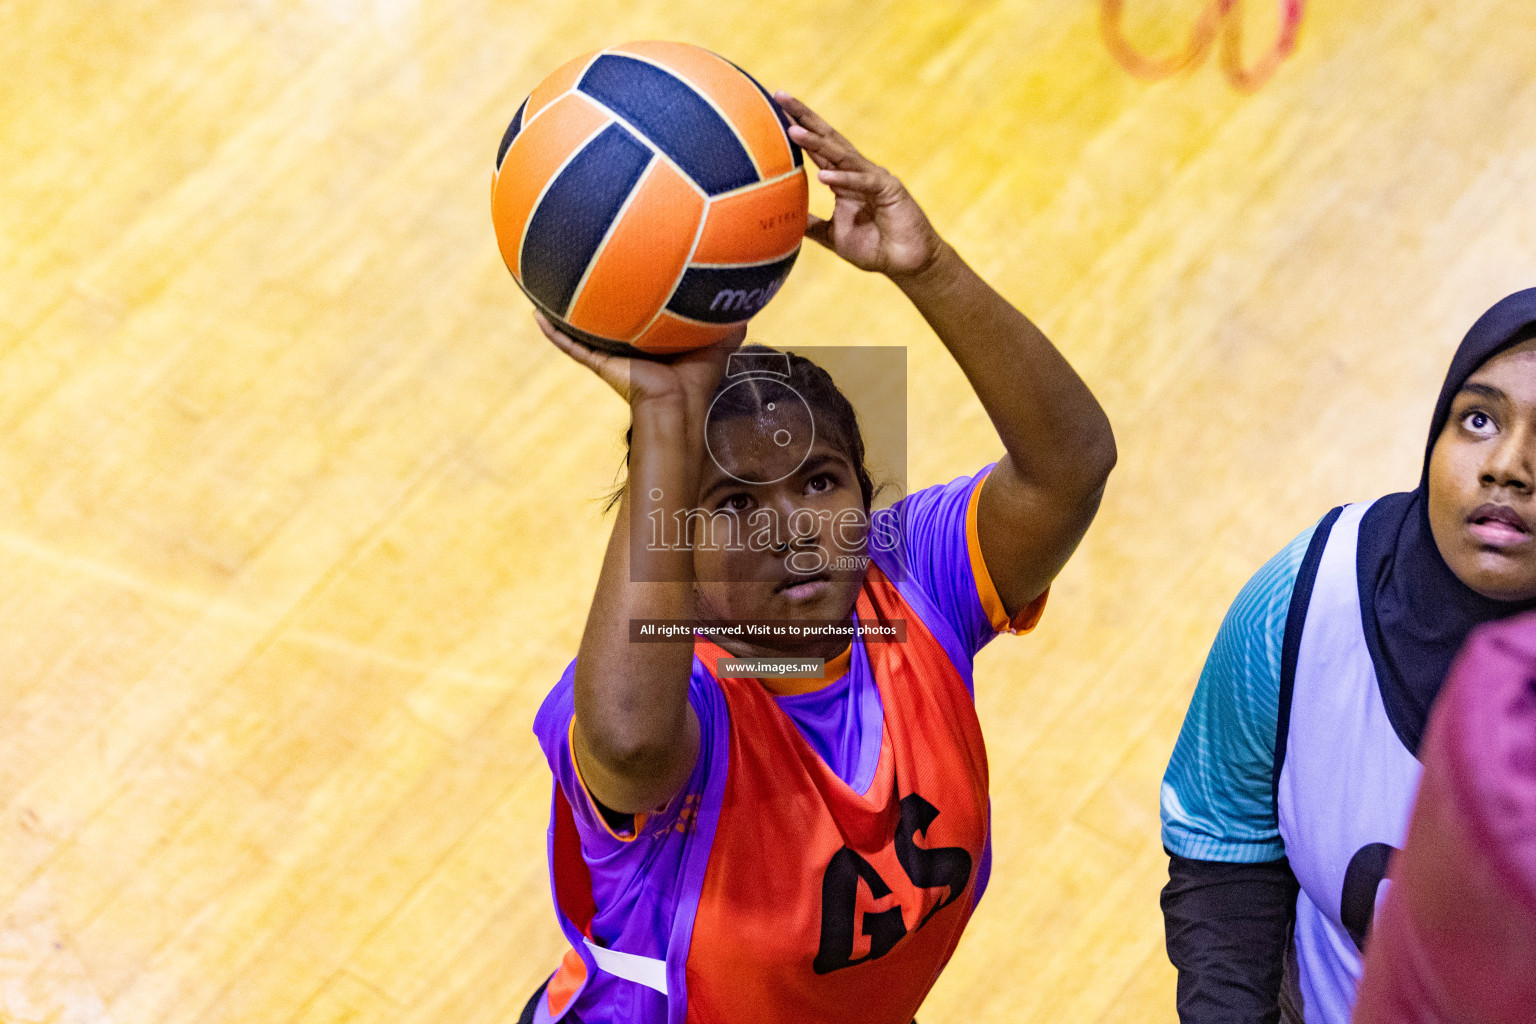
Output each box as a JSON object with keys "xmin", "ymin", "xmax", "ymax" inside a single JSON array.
[
  {"xmin": 1162, "ymin": 856, "xmax": 1298, "ymax": 1022},
  {"xmin": 1160, "ymin": 523, "xmax": 1318, "ymax": 1021},
  {"xmin": 537, "ymin": 313, "xmax": 737, "ymax": 815}
]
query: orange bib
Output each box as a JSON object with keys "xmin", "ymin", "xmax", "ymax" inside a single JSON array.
[{"xmin": 685, "ymin": 563, "xmax": 990, "ymax": 1022}]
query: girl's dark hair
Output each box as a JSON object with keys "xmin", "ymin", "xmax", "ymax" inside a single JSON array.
[{"xmin": 604, "ymin": 344, "xmax": 876, "ymax": 512}]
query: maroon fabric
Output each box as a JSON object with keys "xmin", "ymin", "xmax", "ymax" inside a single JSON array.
[{"xmin": 1353, "ymin": 611, "xmax": 1536, "ymax": 1024}]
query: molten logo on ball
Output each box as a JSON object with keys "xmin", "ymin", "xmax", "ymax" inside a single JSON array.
[{"xmin": 709, "ymin": 278, "xmax": 786, "ymax": 316}]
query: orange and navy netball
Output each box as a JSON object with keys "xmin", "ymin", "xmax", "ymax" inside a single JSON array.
[{"xmin": 491, "ymin": 42, "xmax": 808, "ymax": 357}]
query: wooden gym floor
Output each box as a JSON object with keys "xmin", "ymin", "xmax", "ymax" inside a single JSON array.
[{"xmin": 4, "ymin": 1, "xmax": 1536, "ymax": 1021}]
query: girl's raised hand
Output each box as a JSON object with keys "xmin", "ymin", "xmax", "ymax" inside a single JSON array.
[
  {"xmin": 534, "ymin": 311, "xmax": 742, "ymax": 412},
  {"xmin": 775, "ymin": 92, "xmax": 943, "ymax": 278}
]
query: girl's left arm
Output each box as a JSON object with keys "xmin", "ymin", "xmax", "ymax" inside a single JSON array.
[{"xmin": 779, "ymin": 94, "xmax": 1116, "ymax": 615}]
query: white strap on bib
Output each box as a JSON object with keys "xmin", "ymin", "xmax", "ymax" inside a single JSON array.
[{"xmin": 584, "ymin": 938, "xmax": 668, "ymax": 995}]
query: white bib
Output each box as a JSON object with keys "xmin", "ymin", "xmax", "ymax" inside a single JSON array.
[{"xmin": 1276, "ymin": 501, "xmax": 1421, "ymax": 1024}]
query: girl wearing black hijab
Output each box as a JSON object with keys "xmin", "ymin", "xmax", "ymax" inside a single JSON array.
[{"xmin": 1159, "ymin": 288, "xmax": 1536, "ymax": 1024}]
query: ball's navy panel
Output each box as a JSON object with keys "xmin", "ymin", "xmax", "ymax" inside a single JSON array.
[
  {"xmin": 520, "ymin": 122, "xmax": 653, "ymax": 317},
  {"xmin": 512, "ymin": 274, "xmax": 643, "ymax": 356},
  {"xmin": 549, "ymin": 311, "xmax": 639, "ymax": 355},
  {"xmin": 577, "ymin": 54, "xmax": 758, "ymax": 195},
  {"xmin": 496, "ymin": 97, "xmax": 527, "ymax": 173},
  {"xmin": 730, "ymin": 62, "xmax": 804, "ymax": 169},
  {"xmin": 666, "ymin": 250, "xmax": 800, "ymax": 324}
]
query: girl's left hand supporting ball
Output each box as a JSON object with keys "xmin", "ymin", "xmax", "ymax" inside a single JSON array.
[{"xmin": 774, "ymin": 91, "xmax": 944, "ymax": 279}]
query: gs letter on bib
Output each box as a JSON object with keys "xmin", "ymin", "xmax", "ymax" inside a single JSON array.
[{"xmin": 814, "ymin": 794, "xmax": 973, "ymax": 973}]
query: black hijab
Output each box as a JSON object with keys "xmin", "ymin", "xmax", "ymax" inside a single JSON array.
[{"xmin": 1356, "ymin": 288, "xmax": 1536, "ymax": 754}]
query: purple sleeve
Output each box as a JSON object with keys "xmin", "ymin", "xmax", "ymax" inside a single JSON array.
[
  {"xmin": 874, "ymin": 465, "xmax": 1028, "ymax": 658},
  {"xmin": 534, "ymin": 657, "xmax": 716, "ymax": 850},
  {"xmin": 531, "ymin": 658, "xmax": 724, "ymax": 956}
]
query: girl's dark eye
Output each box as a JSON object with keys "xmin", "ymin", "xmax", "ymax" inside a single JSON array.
[
  {"xmin": 806, "ymin": 472, "xmax": 837, "ymax": 494},
  {"xmin": 1463, "ymin": 410, "xmax": 1497, "ymax": 436},
  {"xmin": 720, "ymin": 493, "xmax": 753, "ymax": 512}
]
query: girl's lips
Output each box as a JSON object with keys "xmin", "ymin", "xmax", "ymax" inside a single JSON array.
[
  {"xmin": 776, "ymin": 578, "xmax": 831, "ymax": 601},
  {"xmin": 1469, "ymin": 519, "xmax": 1530, "ymax": 547},
  {"xmin": 1467, "ymin": 504, "xmax": 1531, "ymax": 548}
]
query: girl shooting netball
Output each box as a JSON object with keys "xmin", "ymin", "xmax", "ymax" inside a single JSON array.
[{"xmin": 518, "ymin": 92, "xmax": 1116, "ymax": 1023}]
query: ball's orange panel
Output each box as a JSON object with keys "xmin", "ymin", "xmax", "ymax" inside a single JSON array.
[
  {"xmin": 490, "ymin": 94, "xmax": 609, "ymax": 281},
  {"xmin": 631, "ymin": 311, "xmax": 737, "ymax": 355},
  {"xmin": 612, "ymin": 40, "xmax": 795, "ymax": 178},
  {"xmin": 692, "ymin": 172, "xmax": 808, "ymax": 265},
  {"xmin": 566, "ymin": 161, "xmax": 705, "ymax": 343},
  {"xmin": 525, "ymin": 49, "xmax": 600, "ymax": 122}
]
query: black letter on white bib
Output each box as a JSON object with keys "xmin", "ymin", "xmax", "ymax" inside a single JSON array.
[{"xmin": 1341, "ymin": 842, "xmax": 1397, "ymax": 950}]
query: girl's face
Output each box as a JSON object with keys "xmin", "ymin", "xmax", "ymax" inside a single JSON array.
[
  {"xmin": 690, "ymin": 413, "xmax": 869, "ymax": 634},
  {"xmin": 1428, "ymin": 338, "xmax": 1536, "ymax": 601}
]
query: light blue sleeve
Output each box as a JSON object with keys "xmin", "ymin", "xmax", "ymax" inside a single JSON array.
[{"xmin": 1159, "ymin": 521, "xmax": 1319, "ymax": 863}]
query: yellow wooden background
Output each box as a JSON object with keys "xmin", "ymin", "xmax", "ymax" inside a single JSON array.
[{"xmin": 5, "ymin": 1, "xmax": 1536, "ymax": 1021}]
